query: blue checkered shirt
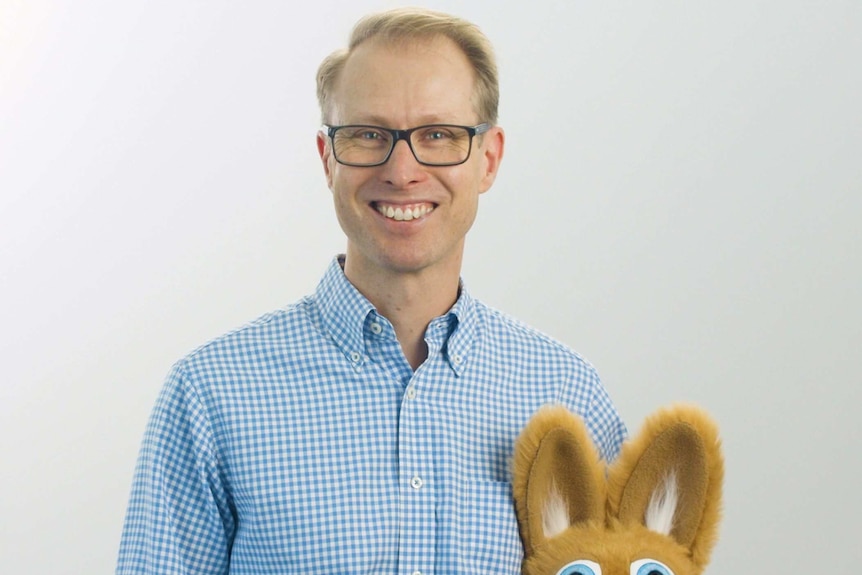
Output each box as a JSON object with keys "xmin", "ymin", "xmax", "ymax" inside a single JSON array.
[{"xmin": 117, "ymin": 257, "xmax": 626, "ymax": 574}]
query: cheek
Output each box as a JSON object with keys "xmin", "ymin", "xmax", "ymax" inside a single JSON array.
[
  {"xmin": 330, "ymin": 170, "xmax": 372, "ymax": 212},
  {"xmin": 329, "ymin": 167, "xmax": 354, "ymax": 197},
  {"xmin": 327, "ymin": 157, "xmax": 347, "ymax": 192}
]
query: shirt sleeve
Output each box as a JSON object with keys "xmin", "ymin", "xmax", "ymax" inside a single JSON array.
[
  {"xmin": 117, "ymin": 362, "xmax": 235, "ymax": 575},
  {"xmin": 559, "ymin": 362, "xmax": 628, "ymax": 463},
  {"xmin": 584, "ymin": 377, "xmax": 628, "ymax": 462}
]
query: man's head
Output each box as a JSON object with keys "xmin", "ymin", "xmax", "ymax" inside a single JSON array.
[
  {"xmin": 316, "ymin": 7, "xmax": 499, "ymax": 125},
  {"xmin": 315, "ymin": 9, "xmax": 505, "ymax": 283}
]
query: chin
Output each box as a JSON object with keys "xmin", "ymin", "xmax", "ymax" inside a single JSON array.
[{"xmin": 376, "ymin": 247, "xmax": 448, "ymax": 275}]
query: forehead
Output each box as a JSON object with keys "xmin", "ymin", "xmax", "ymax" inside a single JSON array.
[{"xmin": 331, "ymin": 36, "xmax": 477, "ymax": 125}]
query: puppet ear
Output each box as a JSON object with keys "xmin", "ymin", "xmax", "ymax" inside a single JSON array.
[
  {"xmin": 512, "ymin": 405, "xmax": 607, "ymax": 558},
  {"xmin": 607, "ymin": 405, "xmax": 724, "ymax": 570}
]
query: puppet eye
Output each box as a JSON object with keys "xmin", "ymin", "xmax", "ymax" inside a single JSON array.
[
  {"xmin": 630, "ymin": 558, "xmax": 674, "ymax": 575},
  {"xmin": 555, "ymin": 559, "xmax": 602, "ymax": 575}
]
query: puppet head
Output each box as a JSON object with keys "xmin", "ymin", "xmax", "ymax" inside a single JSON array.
[{"xmin": 512, "ymin": 405, "xmax": 723, "ymax": 575}]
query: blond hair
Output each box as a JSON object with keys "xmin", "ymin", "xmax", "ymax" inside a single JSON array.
[{"xmin": 316, "ymin": 8, "xmax": 499, "ymax": 125}]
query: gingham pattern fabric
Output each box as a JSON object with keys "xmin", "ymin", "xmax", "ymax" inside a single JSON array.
[{"xmin": 117, "ymin": 256, "xmax": 627, "ymax": 575}]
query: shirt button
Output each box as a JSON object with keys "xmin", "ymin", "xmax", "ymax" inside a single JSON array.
[
  {"xmin": 412, "ymin": 571, "xmax": 422, "ymax": 575},
  {"xmin": 370, "ymin": 322, "xmax": 382, "ymax": 335},
  {"xmin": 452, "ymin": 353, "xmax": 463, "ymax": 365},
  {"xmin": 406, "ymin": 386, "xmax": 417, "ymax": 400},
  {"xmin": 349, "ymin": 351, "xmax": 362, "ymax": 363},
  {"xmin": 410, "ymin": 476, "xmax": 424, "ymax": 490}
]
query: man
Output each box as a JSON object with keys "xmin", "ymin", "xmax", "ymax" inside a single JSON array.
[{"xmin": 117, "ymin": 8, "xmax": 626, "ymax": 574}]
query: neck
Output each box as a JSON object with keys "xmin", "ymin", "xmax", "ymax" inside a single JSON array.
[{"xmin": 343, "ymin": 253, "xmax": 461, "ymax": 370}]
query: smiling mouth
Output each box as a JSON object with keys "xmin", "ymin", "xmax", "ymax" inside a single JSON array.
[{"xmin": 373, "ymin": 202, "xmax": 436, "ymax": 221}]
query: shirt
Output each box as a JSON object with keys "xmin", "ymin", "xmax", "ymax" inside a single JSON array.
[{"xmin": 117, "ymin": 256, "xmax": 627, "ymax": 575}]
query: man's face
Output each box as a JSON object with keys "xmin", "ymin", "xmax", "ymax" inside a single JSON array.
[{"xmin": 317, "ymin": 36, "xmax": 504, "ymax": 279}]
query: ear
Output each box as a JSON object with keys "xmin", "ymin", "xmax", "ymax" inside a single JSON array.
[
  {"xmin": 317, "ymin": 130, "xmax": 334, "ymax": 190},
  {"xmin": 477, "ymin": 126, "xmax": 504, "ymax": 194},
  {"xmin": 512, "ymin": 405, "xmax": 607, "ymax": 558},
  {"xmin": 607, "ymin": 405, "xmax": 724, "ymax": 570}
]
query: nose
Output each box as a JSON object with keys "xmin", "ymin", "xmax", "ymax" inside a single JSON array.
[{"xmin": 380, "ymin": 139, "xmax": 425, "ymax": 187}]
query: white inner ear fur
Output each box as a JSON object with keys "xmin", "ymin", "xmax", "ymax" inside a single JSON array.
[
  {"xmin": 542, "ymin": 482, "xmax": 571, "ymax": 539},
  {"xmin": 645, "ymin": 470, "xmax": 678, "ymax": 535}
]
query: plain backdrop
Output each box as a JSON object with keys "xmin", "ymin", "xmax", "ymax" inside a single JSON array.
[{"xmin": 1, "ymin": 1, "xmax": 859, "ymax": 573}]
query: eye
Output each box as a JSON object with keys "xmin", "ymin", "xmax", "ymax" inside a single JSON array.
[
  {"xmin": 356, "ymin": 128, "xmax": 386, "ymax": 141},
  {"xmin": 556, "ymin": 559, "xmax": 602, "ymax": 575},
  {"xmin": 630, "ymin": 558, "xmax": 674, "ymax": 575},
  {"xmin": 340, "ymin": 127, "xmax": 388, "ymax": 142},
  {"xmin": 419, "ymin": 126, "xmax": 457, "ymax": 141}
]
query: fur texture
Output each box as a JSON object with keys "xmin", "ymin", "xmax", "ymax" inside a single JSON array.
[
  {"xmin": 644, "ymin": 470, "xmax": 679, "ymax": 536},
  {"xmin": 512, "ymin": 404, "xmax": 724, "ymax": 575},
  {"xmin": 542, "ymin": 482, "xmax": 572, "ymax": 539}
]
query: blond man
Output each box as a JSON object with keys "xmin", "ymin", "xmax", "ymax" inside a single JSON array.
[{"xmin": 117, "ymin": 8, "xmax": 626, "ymax": 574}]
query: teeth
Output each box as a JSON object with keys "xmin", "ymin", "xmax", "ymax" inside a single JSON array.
[{"xmin": 377, "ymin": 204, "xmax": 433, "ymax": 221}]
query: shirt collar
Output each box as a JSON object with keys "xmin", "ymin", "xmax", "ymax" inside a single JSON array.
[
  {"xmin": 315, "ymin": 256, "xmax": 375, "ymax": 369},
  {"xmin": 440, "ymin": 279, "xmax": 476, "ymax": 376},
  {"xmin": 314, "ymin": 255, "xmax": 478, "ymax": 375}
]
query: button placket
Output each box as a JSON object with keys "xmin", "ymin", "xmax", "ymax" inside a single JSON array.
[{"xmin": 397, "ymin": 369, "xmax": 434, "ymax": 575}]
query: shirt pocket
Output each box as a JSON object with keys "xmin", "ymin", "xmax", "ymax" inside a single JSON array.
[{"xmin": 460, "ymin": 480, "xmax": 524, "ymax": 573}]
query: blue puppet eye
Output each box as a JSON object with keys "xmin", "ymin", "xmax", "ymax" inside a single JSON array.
[
  {"xmin": 556, "ymin": 559, "xmax": 602, "ymax": 575},
  {"xmin": 631, "ymin": 558, "xmax": 674, "ymax": 575}
]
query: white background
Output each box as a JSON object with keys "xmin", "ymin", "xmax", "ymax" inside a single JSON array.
[{"xmin": 1, "ymin": 1, "xmax": 859, "ymax": 572}]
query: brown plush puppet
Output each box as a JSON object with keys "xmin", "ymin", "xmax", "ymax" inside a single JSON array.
[{"xmin": 512, "ymin": 405, "xmax": 723, "ymax": 575}]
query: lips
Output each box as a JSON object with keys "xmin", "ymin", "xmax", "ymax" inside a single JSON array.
[{"xmin": 374, "ymin": 202, "xmax": 436, "ymax": 221}]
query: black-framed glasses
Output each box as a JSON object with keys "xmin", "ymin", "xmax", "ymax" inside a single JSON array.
[{"xmin": 322, "ymin": 123, "xmax": 491, "ymax": 167}]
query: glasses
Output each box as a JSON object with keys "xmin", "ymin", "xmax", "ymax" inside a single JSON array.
[{"xmin": 323, "ymin": 123, "xmax": 491, "ymax": 167}]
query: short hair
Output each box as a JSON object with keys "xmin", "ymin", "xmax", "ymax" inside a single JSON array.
[{"xmin": 316, "ymin": 7, "xmax": 499, "ymax": 125}]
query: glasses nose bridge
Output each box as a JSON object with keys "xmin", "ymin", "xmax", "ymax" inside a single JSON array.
[{"xmin": 387, "ymin": 127, "xmax": 420, "ymax": 163}]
